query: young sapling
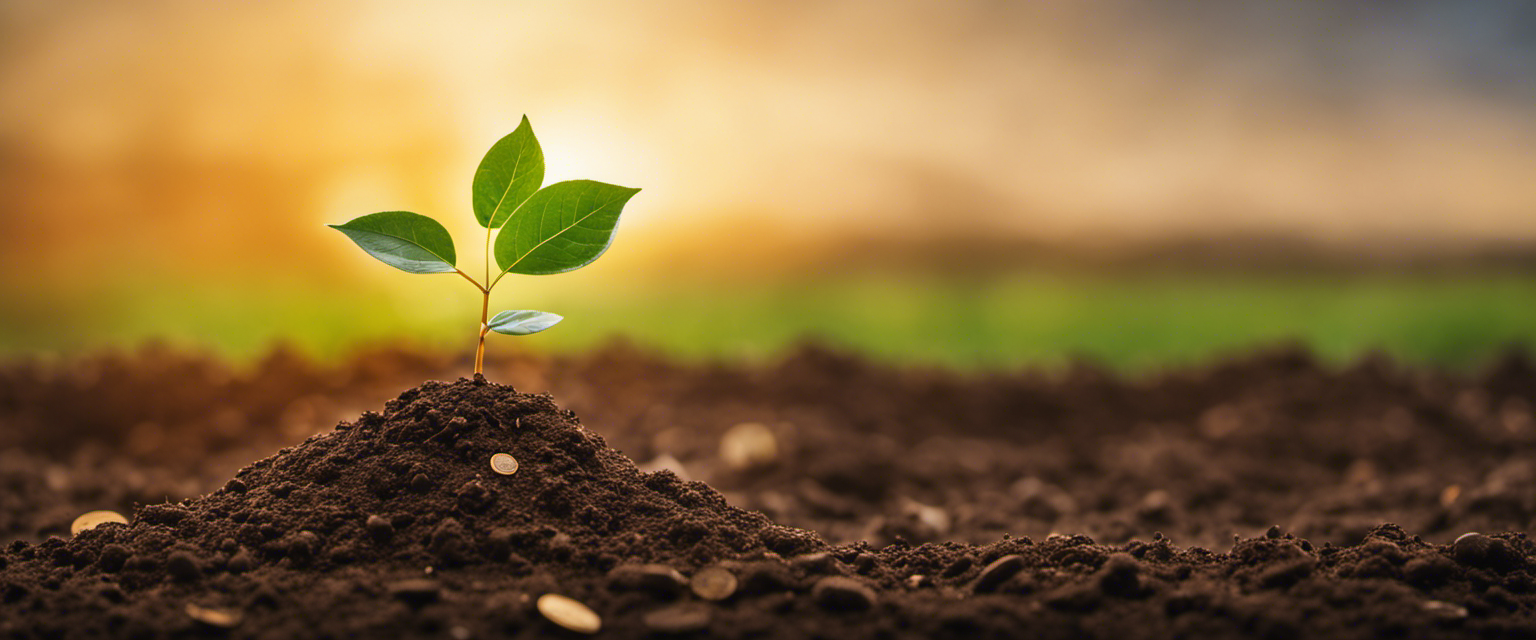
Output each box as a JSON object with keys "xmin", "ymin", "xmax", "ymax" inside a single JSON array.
[{"xmin": 330, "ymin": 116, "xmax": 639, "ymax": 374}]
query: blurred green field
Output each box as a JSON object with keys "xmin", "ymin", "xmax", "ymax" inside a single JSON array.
[{"xmin": 4, "ymin": 268, "xmax": 1535, "ymax": 372}]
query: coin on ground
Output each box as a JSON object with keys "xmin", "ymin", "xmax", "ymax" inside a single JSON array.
[
  {"xmin": 720, "ymin": 422, "xmax": 778, "ymax": 470},
  {"xmin": 71, "ymin": 510, "xmax": 127, "ymax": 535},
  {"xmin": 489, "ymin": 453, "xmax": 519, "ymax": 476},
  {"xmin": 537, "ymin": 593, "xmax": 601, "ymax": 634},
  {"xmin": 690, "ymin": 566, "xmax": 738, "ymax": 601},
  {"xmin": 185, "ymin": 603, "xmax": 243, "ymax": 628}
]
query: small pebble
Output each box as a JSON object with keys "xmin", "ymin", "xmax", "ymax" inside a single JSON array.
[
  {"xmin": 1266, "ymin": 525, "xmax": 1282, "ymax": 539},
  {"xmin": 811, "ymin": 576, "xmax": 877, "ymax": 612},
  {"xmin": 691, "ymin": 566, "xmax": 739, "ymax": 601},
  {"xmin": 387, "ymin": 579, "xmax": 441, "ymax": 606},
  {"xmin": 642, "ymin": 602, "xmax": 712, "ymax": 634},
  {"xmin": 906, "ymin": 574, "xmax": 930, "ymax": 589},
  {"xmin": 366, "ymin": 515, "xmax": 394, "ymax": 541},
  {"xmin": 537, "ymin": 593, "xmax": 602, "ymax": 634},
  {"xmin": 70, "ymin": 510, "xmax": 128, "ymax": 536},
  {"xmin": 973, "ymin": 554, "xmax": 1025, "ymax": 593},
  {"xmin": 185, "ymin": 603, "xmax": 243, "ymax": 628},
  {"xmin": 490, "ymin": 453, "xmax": 519, "ymax": 476}
]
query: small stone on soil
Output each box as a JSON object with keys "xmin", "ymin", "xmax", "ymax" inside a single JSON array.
[
  {"xmin": 643, "ymin": 602, "xmax": 713, "ymax": 634},
  {"xmin": 365, "ymin": 514, "xmax": 394, "ymax": 540},
  {"xmin": 690, "ymin": 566, "xmax": 739, "ymax": 601},
  {"xmin": 811, "ymin": 576, "xmax": 877, "ymax": 612},
  {"xmin": 537, "ymin": 593, "xmax": 602, "ymax": 634},
  {"xmin": 70, "ymin": 510, "xmax": 127, "ymax": 536}
]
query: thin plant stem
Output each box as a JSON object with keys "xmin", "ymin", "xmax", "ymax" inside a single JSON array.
[
  {"xmin": 474, "ymin": 289, "xmax": 490, "ymax": 374},
  {"xmin": 454, "ymin": 269, "xmax": 487, "ymax": 293}
]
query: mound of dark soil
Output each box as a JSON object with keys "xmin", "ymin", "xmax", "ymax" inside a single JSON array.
[
  {"xmin": 5, "ymin": 373, "xmax": 1536, "ymax": 638},
  {"xmin": 0, "ymin": 377, "xmax": 819, "ymax": 639}
]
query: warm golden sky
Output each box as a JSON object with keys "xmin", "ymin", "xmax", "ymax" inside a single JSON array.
[{"xmin": 3, "ymin": 0, "xmax": 1535, "ymax": 281}]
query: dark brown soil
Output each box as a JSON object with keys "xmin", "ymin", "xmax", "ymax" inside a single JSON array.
[{"xmin": 3, "ymin": 343, "xmax": 1536, "ymax": 638}]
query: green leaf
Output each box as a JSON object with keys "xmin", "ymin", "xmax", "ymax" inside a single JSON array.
[
  {"xmin": 472, "ymin": 115, "xmax": 545, "ymax": 228},
  {"xmin": 488, "ymin": 310, "xmax": 563, "ymax": 335},
  {"xmin": 494, "ymin": 180, "xmax": 640, "ymax": 275},
  {"xmin": 329, "ymin": 211, "xmax": 457, "ymax": 274}
]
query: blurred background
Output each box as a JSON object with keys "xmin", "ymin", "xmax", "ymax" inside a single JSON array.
[{"xmin": 3, "ymin": 0, "xmax": 1536, "ymax": 371}]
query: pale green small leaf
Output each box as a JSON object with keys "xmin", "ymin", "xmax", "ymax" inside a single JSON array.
[
  {"xmin": 473, "ymin": 115, "xmax": 545, "ymax": 228},
  {"xmin": 329, "ymin": 211, "xmax": 457, "ymax": 274},
  {"xmin": 494, "ymin": 180, "xmax": 640, "ymax": 275},
  {"xmin": 488, "ymin": 310, "xmax": 563, "ymax": 335}
]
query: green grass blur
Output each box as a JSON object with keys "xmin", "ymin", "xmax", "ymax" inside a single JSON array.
[{"xmin": 3, "ymin": 268, "xmax": 1534, "ymax": 372}]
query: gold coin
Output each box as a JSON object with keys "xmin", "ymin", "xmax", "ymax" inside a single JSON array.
[
  {"xmin": 489, "ymin": 453, "xmax": 519, "ymax": 476},
  {"xmin": 720, "ymin": 423, "xmax": 777, "ymax": 470},
  {"xmin": 185, "ymin": 603, "xmax": 242, "ymax": 628},
  {"xmin": 690, "ymin": 566, "xmax": 738, "ymax": 601},
  {"xmin": 537, "ymin": 593, "xmax": 601, "ymax": 634},
  {"xmin": 71, "ymin": 510, "xmax": 127, "ymax": 536}
]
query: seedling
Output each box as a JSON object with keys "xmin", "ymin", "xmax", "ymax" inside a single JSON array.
[{"xmin": 331, "ymin": 116, "xmax": 639, "ymax": 374}]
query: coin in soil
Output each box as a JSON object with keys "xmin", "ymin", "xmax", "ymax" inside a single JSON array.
[
  {"xmin": 720, "ymin": 422, "xmax": 778, "ymax": 470},
  {"xmin": 690, "ymin": 566, "xmax": 739, "ymax": 601},
  {"xmin": 537, "ymin": 593, "xmax": 601, "ymax": 634},
  {"xmin": 184, "ymin": 603, "xmax": 243, "ymax": 628},
  {"xmin": 489, "ymin": 452, "xmax": 519, "ymax": 475},
  {"xmin": 70, "ymin": 510, "xmax": 127, "ymax": 535}
]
